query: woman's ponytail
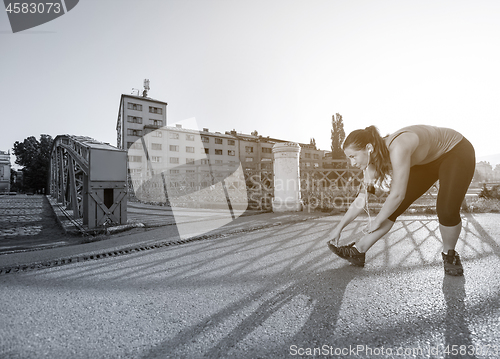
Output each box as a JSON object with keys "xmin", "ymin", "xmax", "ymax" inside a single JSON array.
[
  {"xmin": 365, "ymin": 126, "xmax": 391, "ymax": 183},
  {"xmin": 343, "ymin": 125, "xmax": 391, "ymax": 184}
]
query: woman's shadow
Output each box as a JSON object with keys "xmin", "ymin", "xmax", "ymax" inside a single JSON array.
[
  {"xmin": 442, "ymin": 275, "xmax": 477, "ymax": 359},
  {"xmin": 141, "ymin": 264, "xmax": 362, "ymax": 359}
]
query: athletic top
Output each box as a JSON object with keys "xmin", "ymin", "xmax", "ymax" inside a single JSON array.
[{"xmin": 385, "ymin": 125, "xmax": 463, "ymax": 165}]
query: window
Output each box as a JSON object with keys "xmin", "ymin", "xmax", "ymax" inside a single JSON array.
[
  {"xmin": 128, "ymin": 156, "xmax": 142, "ymax": 162},
  {"xmin": 186, "ymin": 158, "xmax": 195, "ymax": 164},
  {"xmin": 305, "ymin": 153, "xmax": 311, "ymax": 158},
  {"xmin": 127, "ymin": 116, "xmax": 143, "ymax": 124},
  {"xmin": 186, "ymin": 146, "xmax": 195, "ymax": 153},
  {"xmin": 215, "ymin": 149, "xmax": 223, "ymax": 155},
  {"xmin": 313, "ymin": 154, "xmax": 320, "ymax": 159},
  {"xmin": 245, "ymin": 146, "xmax": 254, "ymax": 153},
  {"xmin": 186, "ymin": 134, "xmax": 195, "ymax": 141},
  {"xmin": 169, "ymin": 169, "xmax": 179, "ymax": 174},
  {"xmin": 202, "ymin": 136, "xmax": 209, "ymax": 143},
  {"xmin": 201, "ymin": 159, "xmax": 209, "ymax": 165},
  {"xmin": 149, "ymin": 119, "xmax": 163, "ymax": 126},
  {"xmin": 170, "ymin": 157, "xmax": 179, "ymax": 164},
  {"xmin": 228, "ymin": 139, "xmax": 235, "ymax": 146},
  {"xmin": 127, "ymin": 129, "xmax": 142, "ymax": 136},
  {"xmin": 305, "ymin": 162, "xmax": 311, "ymax": 167},
  {"xmin": 151, "ymin": 131, "xmax": 162, "ymax": 137},
  {"xmin": 129, "ymin": 168, "xmax": 143, "ymax": 174},
  {"xmin": 204, "ymin": 148, "xmax": 209, "ymax": 154},
  {"xmin": 169, "ymin": 145, "xmax": 179, "ymax": 152},
  {"xmin": 246, "ymin": 157, "xmax": 254, "ymax": 162},
  {"xmin": 169, "ymin": 132, "xmax": 179, "ymax": 139},
  {"xmin": 149, "ymin": 106, "xmax": 163, "ymax": 114},
  {"xmin": 215, "ymin": 160, "xmax": 223, "ymax": 164},
  {"xmin": 215, "ymin": 138, "xmax": 223, "ymax": 144},
  {"xmin": 228, "ymin": 150, "xmax": 235, "ymax": 156},
  {"xmin": 314, "ymin": 162, "xmax": 319, "ymax": 168},
  {"xmin": 127, "ymin": 103, "xmax": 142, "ymax": 111},
  {"xmin": 151, "ymin": 143, "xmax": 162, "ymax": 150},
  {"xmin": 127, "ymin": 142, "xmax": 142, "ymax": 149},
  {"xmin": 151, "ymin": 156, "xmax": 162, "ymax": 163},
  {"xmin": 186, "ymin": 170, "xmax": 195, "ymax": 173},
  {"xmin": 262, "ymin": 147, "xmax": 272, "ymax": 153}
]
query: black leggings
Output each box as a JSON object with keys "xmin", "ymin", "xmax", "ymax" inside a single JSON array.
[{"xmin": 388, "ymin": 138, "xmax": 475, "ymax": 226}]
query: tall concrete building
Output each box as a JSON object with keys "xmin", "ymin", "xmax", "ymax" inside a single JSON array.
[
  {"xmin": 116, "ymin": 93, "xmax": 168, "ymax": 177},
  {"xmin": 0, "ymin": 150, "xmax": 11, "ymax": 193},
  {"xmin": 116, "ymin": 92, "xmax": 329, "ymax": 192}
]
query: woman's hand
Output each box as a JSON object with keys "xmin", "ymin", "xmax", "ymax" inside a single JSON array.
[
  {"xmin": 363, "ymin": 219, "xmax": 382, "ymax": 234},
  {"xmin": 328, "ymin": 228, "xmax": 342, "ymax": 245}
]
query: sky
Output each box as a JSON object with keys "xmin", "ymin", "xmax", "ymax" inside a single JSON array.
[{"xmin": 2, "ymin": 0, "xmax": 500, "ymax": 167}]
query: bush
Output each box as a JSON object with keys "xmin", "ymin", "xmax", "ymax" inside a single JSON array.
[{"xmin": 478, "ymin": 184, "xmax": 500, "ymax": 200}]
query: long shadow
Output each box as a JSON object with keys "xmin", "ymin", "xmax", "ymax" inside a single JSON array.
[
  {"xmin": 142, "ymin": 265, "xmax": 362, "ymax": 359},
  {"xmin": 442, "ymin": 276, "xmax": 476, "ymax": 359}
]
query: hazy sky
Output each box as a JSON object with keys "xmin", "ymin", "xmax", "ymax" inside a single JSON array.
[{"xmin": 2, "ymin": 0, "xmax": 500, "ymax": 165}]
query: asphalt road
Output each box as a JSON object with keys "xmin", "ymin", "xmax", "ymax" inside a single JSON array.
[{"xmin": 1, "ymin": 213, "xmax": 499, "ymax": 359}]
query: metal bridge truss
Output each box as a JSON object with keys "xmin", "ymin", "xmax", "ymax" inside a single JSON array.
[{"xmin": 50, "ymin": 135, "xmax": 127, "ymax": 229}]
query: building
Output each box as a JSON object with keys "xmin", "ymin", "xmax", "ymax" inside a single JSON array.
[
  {"xmin": 225, "ymin": 130, "xmax": 285, "ymax": 172},
  {"xmin": 116, "ymin": 93, "xmax": 329, "ymax": 185},
  {"xmin": 116, "ymin": 93, "xmax": 168, "ymax": 151},
  {"xmin": 299, "ymin": 143, "xmax": 326, "ymax": 170},
  {"xmin": 0, "ymin": 150, "xmax": 11, "ymax": 193},
  {"xmin": 116, "ymin": 93, "xmax": 167, "ymax": 177}
]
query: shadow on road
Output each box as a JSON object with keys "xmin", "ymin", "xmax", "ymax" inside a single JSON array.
[
  {"xmin": 0, "ymin": 195, "xmax": 77, "ymax": 253},
  {"xmin": 8, "ymin": 213, "xmax": 500, "ymax": 358}
]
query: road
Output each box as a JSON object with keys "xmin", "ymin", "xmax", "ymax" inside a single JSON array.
[{"xmin": 1, "ymin": 213, "xmax": 499, "ymax": 358}]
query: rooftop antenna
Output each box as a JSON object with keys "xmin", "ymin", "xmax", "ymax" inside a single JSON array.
[
  {"xmin": 143, "ymin": 79, "xmax": 150, "ymax": 97},
  {"xmin": 131, "ymin": 88, "xmax": 140, "ymax": 96}
]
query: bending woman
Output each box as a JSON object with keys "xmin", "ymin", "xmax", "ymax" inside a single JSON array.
[{"xmin": 327, "ymin": 125, "xmax": 475, "ymax": 276}]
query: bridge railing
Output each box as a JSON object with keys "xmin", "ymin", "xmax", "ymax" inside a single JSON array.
[
  {"xmin": 49, "ymin": 135, "xmax": 127, "ymax": 229},
  {"xmin": 300, "ymin": 159, "xmax": 442, "ymax": 212}
]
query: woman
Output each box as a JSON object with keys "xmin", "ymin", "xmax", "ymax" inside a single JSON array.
[{"xmin": 327, "ymin": 125, "xmax": 475, "ymax": 276}]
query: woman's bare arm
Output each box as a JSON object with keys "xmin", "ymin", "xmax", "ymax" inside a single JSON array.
[{"xmin": 368, "ymin": 133, "xmax": 418, "ymax": 231}]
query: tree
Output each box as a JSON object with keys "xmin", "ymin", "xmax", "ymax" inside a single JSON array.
[
  {"xmin": 12, "ymin": 134, "xmax": 53, "ymax": 193},
  {"xmin": 331, "ymin": 113, "xmax": 345, "ymax": 159},
  {"xmin": 494, "ymin": 164, "xmax": 500, "ymax": 181}
]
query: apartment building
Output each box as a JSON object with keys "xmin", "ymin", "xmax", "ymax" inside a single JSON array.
[
  {"xmin": 117, "ymin": 93, "xmax": 328, "ymax": 182},
  {"xmin": 224, "ymin": 131, "xmax": 284, "ymax": 172},
  {"xmin": 116, "ymin": 94, "xmax": 167, "ymax": 176},
  {"xmin": 299, "ymin": 143, "xmax": 325, "ymax": 170}
]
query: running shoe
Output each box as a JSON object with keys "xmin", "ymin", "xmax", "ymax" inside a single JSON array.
[
  {"xmin": 327, "ymin": 241, "xmax": 365, "ymax": 267},
  {"xmin": 442, "ymin": 249, "xmax": 464, "ymax": 276}
]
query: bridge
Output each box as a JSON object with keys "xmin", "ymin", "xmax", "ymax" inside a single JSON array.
[{"xmin": 49, "ymin": 135, "xmax": 128, "ymax": 229}]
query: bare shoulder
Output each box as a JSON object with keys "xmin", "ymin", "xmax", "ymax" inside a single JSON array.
[{"xmin": 387, "ymin": 132, "xmax": 419, "ymax": 155}]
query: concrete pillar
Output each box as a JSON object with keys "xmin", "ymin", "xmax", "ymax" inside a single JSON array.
[{"xmin": 272, "ymin": 142, "xmax": 302, "ymax": 212}]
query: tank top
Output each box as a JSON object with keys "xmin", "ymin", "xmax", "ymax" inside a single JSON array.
[{"xmin": 385, "ymin": 125, "xmax": 463, "ymax": 165}]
